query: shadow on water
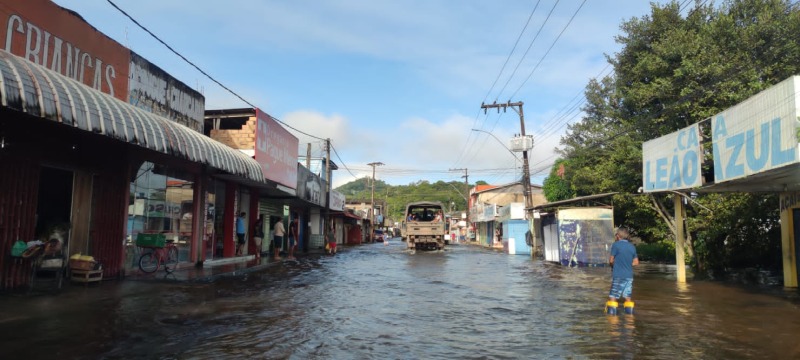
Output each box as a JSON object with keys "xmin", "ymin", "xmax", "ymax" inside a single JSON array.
[{"xmin": 1, "ymin": 242, "xmax": 799, "ymax": 359}]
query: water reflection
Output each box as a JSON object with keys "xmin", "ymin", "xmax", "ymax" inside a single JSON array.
[{"xmin": 0, "ymin": 244, "xmax": 799, "ymax": 359}]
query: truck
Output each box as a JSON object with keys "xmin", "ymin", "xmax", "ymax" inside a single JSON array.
[{"xmin": 401, "ymin": 201, "xmax": 446, "ymax": 251}]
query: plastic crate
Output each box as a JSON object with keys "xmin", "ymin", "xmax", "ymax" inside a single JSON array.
[{"xmin": 135, "ymin": 233, "xmax": 166, "ymax": 248}]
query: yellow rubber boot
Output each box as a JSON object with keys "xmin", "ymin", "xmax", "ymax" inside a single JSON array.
[
  {"xmin": 605, "ymin": 300, "xmax": 618, "ymax": 315},
  {"xmin": 623, "ymin": 301, "xmax": 634, "ymax": 314}
]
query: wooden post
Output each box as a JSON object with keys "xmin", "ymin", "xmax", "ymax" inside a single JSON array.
[{"xmin": 674, "ymin": 195, "xmax": 686, "ymax": 283}]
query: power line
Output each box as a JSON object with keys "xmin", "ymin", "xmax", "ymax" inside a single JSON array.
[
  {"xmin": 329, "ymin": 142, "xmax": 359, "ymax": 180},
  {"xmin": 451, "ymin": 1, "xmax": 542, "ymax": 170},
  {"xmin": 105, "ymin": 0, "xmax": 325, "ymax": 141},
  {"xmin": 509, "ymin": 0, "xmax": 588, "ymax": 100},
  {"xmin": 495, "ymin": 0, "xmax": 560, "ymax": 101},
  {"xmin": 483, "ymin": 0, "xmax": 543, "ymax": 103}
]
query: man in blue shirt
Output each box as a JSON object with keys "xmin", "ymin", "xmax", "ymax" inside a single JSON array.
[
  {"xmin": 609, "ymin": 226, "xmax": 639, "ymax": 308},
  {"xmin": 236, "ymin": 212, "xmax": 246, "ymax": 256}
]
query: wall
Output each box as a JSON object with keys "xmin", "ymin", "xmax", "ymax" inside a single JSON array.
[
  {"xmin": 128, "ymin": 53, "xmax": 205, "ymax": 132},
  {"xmin": 210, "ymin": 116, "xmax": 257, "ymax": 150}
]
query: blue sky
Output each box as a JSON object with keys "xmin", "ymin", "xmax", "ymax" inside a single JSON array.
[{"xmin": 53, "ymin": 0, "xmax": 661, "ymax": 188}]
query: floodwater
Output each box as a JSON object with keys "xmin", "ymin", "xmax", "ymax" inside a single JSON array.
[{"xmin": 1, "ymin": 240, "xmax": 800, "ymax": 359}]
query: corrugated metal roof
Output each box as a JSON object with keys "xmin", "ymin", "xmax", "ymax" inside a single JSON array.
[
  {"xmin": 530, "ymin": 192, "xmax": 618, "ymax": 210},
  {"xmin": 0, "ymin": 50, "xmax": 263, "ymax": 183}
]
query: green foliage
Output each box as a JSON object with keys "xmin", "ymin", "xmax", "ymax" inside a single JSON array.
[
  {"xmin": 335, "ymin": 179, "xmax": 471, "ymax": 223},
  {"xmin": 553, "ymin": 0, "xmax": 797, "ymax": 273},
  {"xmin": 542, "ymin": 159, "xmax": 574, "ymax": 202},
  {"xmin": 636, "ymin": 241, "xmax": 675, "ymax": 263},
  {"xmin": 688, "ymin": 193, "xmax": 782, "ymax": 273}
]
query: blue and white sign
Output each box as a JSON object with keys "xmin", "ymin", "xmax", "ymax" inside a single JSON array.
[
  {"xmin": 642, "ymin": 123, "xmax": 703, "ymax": 192},
  {"xmin": 712, "ymin": 76, "xmax": 800, "ymax": 183}
]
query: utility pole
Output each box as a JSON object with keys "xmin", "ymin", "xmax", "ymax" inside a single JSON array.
[
  {"xmin": 449, "ymin": 168, "xmax": 469, "ymax": 239},
  {"xmin": 324, "ymin": 139, "xmax": 331, "ymax": 245},
  {"xmin": 480, "ymin": 101, "xmax": 533, "ymax": 211},
  {"xmin": 306, "ymin": 143, "xmax": 311, "ymax": 169},
  {"xmin": 367, "ymin": 161, "xmax": 384, "ymax": 242}
]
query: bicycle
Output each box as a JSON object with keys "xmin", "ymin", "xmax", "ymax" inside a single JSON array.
[{"xmin": 138, "ymin": 240, "xmax": 179, "ymax": 273}]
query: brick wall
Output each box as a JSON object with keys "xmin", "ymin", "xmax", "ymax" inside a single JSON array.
[{"xmin": 209, "ymin": 116, "xmax": 257, "ymax": 149}]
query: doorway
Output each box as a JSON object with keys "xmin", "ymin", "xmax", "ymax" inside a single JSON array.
[
  {"xmin": 36, "ymin": 167, "xmax": 73, "ymax": 243},
  {"xmin": 794, "ymin": 209, "xmax": 800, "ymax": 283}
]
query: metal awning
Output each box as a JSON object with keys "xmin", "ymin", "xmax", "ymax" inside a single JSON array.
[
  {"xmin": 0, "ymin": 50, "xmax": 263, "ymax": 183},
  {"xmin": 530, "ymin": 192, "xmax": 618, "ymax": 210}
]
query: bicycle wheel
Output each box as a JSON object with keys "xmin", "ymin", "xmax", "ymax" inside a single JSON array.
[
  {"xmin": 164, "ymin": 247, "xmax": 179, "ymax": 273},
  {"xmin": 138, "ymin": 252, "xmax": 159, "ymax": 273}
]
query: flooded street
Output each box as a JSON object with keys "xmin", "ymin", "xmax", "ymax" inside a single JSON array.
[{"xmin": 2, "ymin": 241, "xmax": 800, "ymax": 359}]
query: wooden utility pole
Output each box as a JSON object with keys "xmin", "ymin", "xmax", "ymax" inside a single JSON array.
[
  {"xmin": 306, "ymin": 143, "xmax": 311, "ymax": 169},
  {"xmin": 480, "ymin": 101, "xmax": 533, "ymax": 210},
  {"xmin": 324, "ymin": 139, "xmax": 331, "ymax": 243},
  {"xmin": 367, "ymin": 161, "xmax": 384, "ymax": 242},
  {"xmin": 449, "ymin": 168, "xmax": 469, "ymax": 238}
]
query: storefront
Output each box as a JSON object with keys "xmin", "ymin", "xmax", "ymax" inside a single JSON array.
[
  {"xmin": 642, "ymin": 76, "xmax": 800, "ymax": 287},
  {"xmin": 0, "ymin": 0, "xmax": 269, "ymax": 289},
  {"xmin": 205, "ymin": 108, "xmax": 300, "ymax": 257},
  {"xmin": 0, "ymin": 51, "xmax": 266, "ymax": 288}
]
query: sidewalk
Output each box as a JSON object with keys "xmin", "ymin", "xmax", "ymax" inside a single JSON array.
[{"xmin": 125, "ymin": 252, "xmax": 319, "ymax": 283}]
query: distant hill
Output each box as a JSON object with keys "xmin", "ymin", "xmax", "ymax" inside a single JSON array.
[{"xmin": 335, "ymin": 179, "xmax": 471, "ymax": 224}]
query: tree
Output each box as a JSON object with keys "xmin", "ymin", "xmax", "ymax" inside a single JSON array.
[
  {"xmin": 553, "ymin": 0, "xmax": 795, "ymax": 272},
  {"xmin": 542, "ymin": 159, "xmax": 574, "ymax": 202}
]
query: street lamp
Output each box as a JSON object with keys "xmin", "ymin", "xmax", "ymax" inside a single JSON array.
[{"xmin": 471, "ymin": 129, "xmax": 522, "ymax": 162}]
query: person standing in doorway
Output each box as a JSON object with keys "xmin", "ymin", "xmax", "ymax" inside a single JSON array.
[
  {"xmin": 272, "ymin": 216, "xmax": 285, "ymax": 261},
  {"xmin": 608, "ymin": 226, "xmax": 639, "ymax": 314},
  {"xmin": 236, "ymin": 212, "xmax": 246, "ymax": 256},
  {"xmin": 288, "ymin": 216, "xmax": 299, "ymax": 260},
  {"xmin": 252, "ymin": 214, "xmax": 264, "ymax": 257}
]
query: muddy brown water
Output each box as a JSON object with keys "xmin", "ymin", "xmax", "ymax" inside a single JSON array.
[{"xmin": 1, "ymin": 241, "xmax": 799, "ymax": 359}]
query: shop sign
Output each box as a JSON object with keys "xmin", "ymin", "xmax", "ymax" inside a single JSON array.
[
  {"xmin": 297, "ymin": 165, "xmax": 323, "ymax": 206},
  {"xmin": 128, "ymin": 53, "xmax": 204, "ymax": 132},
  {"xmin": 329, "ymin": 190, "xmax": 345, "ymax": 211},
  {"xmin": 473, "ymin": 202, "xmax": 496, "ymax": 222},
  {"xmin": 145, "ymin": 200, "xmax": 181, "ymax": 218},
  {"xmin": 255, "ymin": 108, "xmax": 298, "ymax": 188},
  {"xmin": 780, "ymin": 192, "xmax": 800, "ymax": 213},
  {"xmin": 642, "ymin": 123, "xmax": 703, "ymax": 192},
  {"xmin": 497, "ymin": 203, "xmax": 525, "ymax": 220},
  {"xmin": 712, "ymin": 76, "xmax": 800, "ymax": 183},
  {"xmin": 0, "ymin": 0, "xmax": 130, "ymax": 100}
]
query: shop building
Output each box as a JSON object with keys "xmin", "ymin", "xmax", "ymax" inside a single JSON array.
[
  {"xmin": 204, "ymin": 108, "xmax": 300, "ymax": 256},
  {"xmin": 0, "ymin": 0, "xmax": 273, "ymax": 289},
  {"xmin": 641, "ymin": 76, "xmax": 800, "ymax": 287},
  {"xmin": 469, "ymin": 182, "xmax": 545, "ymax": 248}
]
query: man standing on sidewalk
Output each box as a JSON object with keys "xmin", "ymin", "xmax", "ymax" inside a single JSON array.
[
  {"xmin": 236, "ymin": 212, "xmax": 246, "ymax": 256},
  {"xmin": 252, "ymin": 214, "xmax": 264, "ymax": 258},
  {"xmin": 288, "ymin": 216, "xmax": 299, "ymax": 260},
  {"xmin": 272, "ymin": 216, "xmax": 285, "ymax": 261}
]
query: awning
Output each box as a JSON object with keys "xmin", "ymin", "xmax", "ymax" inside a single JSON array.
[
  {"xmin": 0, "ymin": 50, "xmax": 263, "ymax": 183},
  {"xmin": 530, "ymin": 192, "xmax": 618, "ymax": 210}
]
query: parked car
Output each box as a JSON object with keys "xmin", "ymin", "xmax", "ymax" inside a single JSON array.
[{"xmin": 373, "ymin": 229, "xmax": 385, "ymax": 242}]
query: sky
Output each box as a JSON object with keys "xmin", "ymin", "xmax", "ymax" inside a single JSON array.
[{"xmin": 52, "ymin": 0, "xmax": 662, "ymax": 189}]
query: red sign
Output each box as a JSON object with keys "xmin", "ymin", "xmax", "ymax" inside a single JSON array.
[
  {"xmin": 0, "ymin": 0, "xmax": 130, "ymax": 101},
  {"xmin": 255, "ymin": 109, "xmax": 298, "ymax": 189}
]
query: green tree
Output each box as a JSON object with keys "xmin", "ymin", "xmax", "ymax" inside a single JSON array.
[
  {"xmin": 554, "ymin": 0, "xmax": 796, "ymax": 272},
  {"xmin": 542, "ymin": 159, "xmax": 573, "ymax": 202}
]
